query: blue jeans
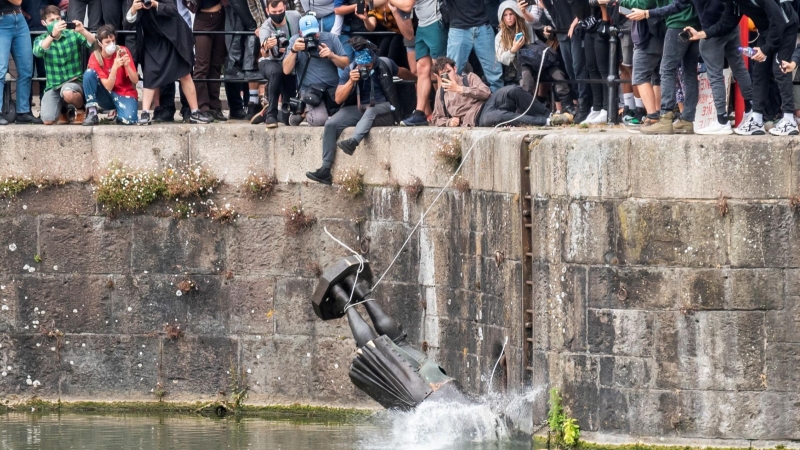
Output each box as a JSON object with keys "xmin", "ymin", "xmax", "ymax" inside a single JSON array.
[
  {"xmin": 83, "ymin": 69, "xmax": 139, "ymax": 124},
  {"xmin": 446, "ymin": 25, "xmax": 503, "ymax": 92},
  {"xmin": 0, "ymin": 13, "xmax": 33, "ymax": 114}
]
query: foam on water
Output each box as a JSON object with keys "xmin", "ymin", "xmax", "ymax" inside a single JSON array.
[{"xmin": 357, "ymin": 387, "xmax": 544, "ymax": 450}]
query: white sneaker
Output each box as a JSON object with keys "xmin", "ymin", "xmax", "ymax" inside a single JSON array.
[
  {"xmin": 580, "ymin": 109, "xmax": 600, "ymax": 125},
  {"xmin": 696, "ymin": 121, "xmax": 733, "ymax": 135},
  {"xmin": 587, "ymin": 109, "xmax": 608, "ymax": 124},
  {"xmin": 733, "ymin": 115, "xmax": 766, "ymax": 135},
  {"xmin": 769, "ymin": 117, "xmax": 799, "ymax": 136}
]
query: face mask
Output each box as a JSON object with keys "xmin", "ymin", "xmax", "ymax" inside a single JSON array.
[
  {"xmin": 270, "ymin": 12, "xmax": 285, "ymax": 24},
  {"xmin": 46, "ymin": 21, "xmax": 57, "ymax": 34},
  {"xmin": 105, "ymin": 43, "xmax": 117, "ymax": 54}
]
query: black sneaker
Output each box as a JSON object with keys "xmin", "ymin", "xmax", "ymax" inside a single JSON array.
[
  {"xmin": 138, "ymin": 111, "xmax": 152, "ymax": 125},
  {"xmin": 83, "ymin": 111, "xmax": 99, "ymax": 126},
  {"xmin": 211, "ymin": 109, "xmax": 228, "ymax": 122},
  {"xmin": 306, "ymin": 167, "xmax": 332, "ymax": 185},
  {"xmin": 400, "ymin": 110, "xmax": 428, "ymax": 126},
  {"xmin": 264, "ymin": 115, "xmax": 278, "ymax": 129},
  {"xmin": 573, "ymin": 108, "xmax": 589, "ymax": 125},
  {"xmin": 180, "ymin": 107, "xmax": 191, "ymax": 123},
  {"xmin": 153, "ymin": 106, "xmax": 175, "ymax": 123},
  {"xmin": 243, "ymin": 102, "xmax": 258, "ymax": 121},
  {"xmin": 634, "ymin": 107, "xmax": 646, "ymax": 122},
  {"xmin": 250, "ymin": 103, "xmax": 269, "ymax": 125},
  {"xmin": 190, "ymin": 110, "xmax": 212, "ymax": 124},
  {"xmin": 229, "ymin": 108, "xmax": 248, "ymax": 120},
  {"xmin": 16, "ymin": 112, "xmax": 43, "ymax": 124},
  {"xmin": 337, "ymin": 138, "xmax": 358, "ymax": 155}
]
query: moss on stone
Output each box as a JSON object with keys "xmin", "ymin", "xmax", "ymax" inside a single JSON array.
[{"xmin": 534, "ymin": 436, "xmax": 772, "ymax": 450}]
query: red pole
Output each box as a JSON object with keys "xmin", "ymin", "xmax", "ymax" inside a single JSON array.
[{"xmin": 734, "ymin": 16, "xmax": 749, "ymax": 126}]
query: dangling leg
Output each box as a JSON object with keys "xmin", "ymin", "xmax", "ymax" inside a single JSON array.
[
  {"xmin": 333, "ymin": 284, "xmax": 378, "ymax": 347},
  {"xmin": 342, "ymin": 275, "xmax": 407, "ymax": 343}
]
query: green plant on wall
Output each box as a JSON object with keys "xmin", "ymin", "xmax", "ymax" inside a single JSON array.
[{"xmin": 549, "ymin": 388, "xmax": 581, "ymax": 448}]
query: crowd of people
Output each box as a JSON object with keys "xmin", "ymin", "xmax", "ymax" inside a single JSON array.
[{"xmin": 2, "ymin": 0, "xmax": 800, "ymax": 181}]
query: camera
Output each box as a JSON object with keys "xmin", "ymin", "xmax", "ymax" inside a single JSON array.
[
  {"xmin": 143, "ymin": 0, "xmax": 153, "ymax": 7},
  {"xmin": 304, "ymin": 36, "xmax": 320, "ymax": 57},
  {"xmin": 357, "ymin": 66, "xmax": 370, "ymax": 80},
  {"xmin": 289, "ymin": 97, "xmax": 306, "ymax": 115},
  {"xmin": 64, "ymin": 21, "xmax": 76, "ymax": 30},
  {"xmin": 273, "ymin": 30, "xmax": 289, "ymax": 49}
]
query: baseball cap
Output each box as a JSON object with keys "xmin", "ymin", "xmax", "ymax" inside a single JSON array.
[{"xmin": 299, "ymin": 15, "xmax": 320, "ymax": 37}]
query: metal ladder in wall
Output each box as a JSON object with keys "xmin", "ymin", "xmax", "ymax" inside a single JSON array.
[{"xmin": 520, "ymin": 137, "xmax": 534, "ymax": 386}]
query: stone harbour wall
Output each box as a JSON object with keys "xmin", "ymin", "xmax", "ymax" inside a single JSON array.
[
  {"xmin": 529, "ymin": 133, "xmax": 800, "ymax": 445},
  {"xmin": 0, "ymin": 125, "xmax": 528, "ymax": 408}
]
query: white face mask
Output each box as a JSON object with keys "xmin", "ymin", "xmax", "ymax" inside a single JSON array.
[{"xmin": 104, "ymin": 43, "xmax": 116, "ymax": 55}]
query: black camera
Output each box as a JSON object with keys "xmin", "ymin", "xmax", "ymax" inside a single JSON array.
[
  {"xmin": 143, "ymin": 0, "xmax": 152, "ymax": 7},
  {"xmin": 273, "ymin": 30, "xmax": 289, "ymax": 49},
  {"xmin": 304, "ymin": 36, "xmax": 320, "ymax": 57},
  {"xmin": 357, "ymin": 66, "xmax": 370, "ymax": 80},
  {"xmin": 289, "ymin": 97, "xmax": 306, "ymax": 115}
]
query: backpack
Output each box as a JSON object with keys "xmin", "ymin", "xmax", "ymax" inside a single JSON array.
[{"xmin": 1, "ymin": 78, "xmax": 15, "ymax": 124}]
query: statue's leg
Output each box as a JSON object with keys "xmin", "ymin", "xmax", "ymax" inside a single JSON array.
[
  {"xmin": 342, "ymin": 275, "xmax": 407, "ymax": 344},
  {"xmin": 334, "ymin": 284, "xmax": 378, "ymax": 347}
]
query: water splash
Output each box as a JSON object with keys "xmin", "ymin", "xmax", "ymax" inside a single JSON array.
[{"xmin": 356, "ymin": 387, "xmax": 543, "ymax": 450}]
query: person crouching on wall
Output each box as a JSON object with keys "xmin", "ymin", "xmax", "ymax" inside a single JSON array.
[
  {"xmin": 83, "ymin": 25, "xmax": 140, "ymax": 125},
  {"xmin": 33, "ymin": 5, "xmax": 96, "ymax": 125}
]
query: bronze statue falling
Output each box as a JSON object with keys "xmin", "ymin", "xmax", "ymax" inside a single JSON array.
[{"xmin": 311, "ymin": 256, "xmax": 466, "ymax": 410}]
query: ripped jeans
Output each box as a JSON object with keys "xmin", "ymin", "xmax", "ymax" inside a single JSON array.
[{"xmin": 83, "ymin": 69, "xmax": 139, "ymax": 124}]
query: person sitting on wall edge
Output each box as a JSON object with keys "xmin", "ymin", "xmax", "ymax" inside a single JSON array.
[
  {"xmin": 306, "ymin": 36, "xmax": 416, "ymax": 185},
  {"xmin": 430, "ymin": 56, "xmax": 573, "ymax": 128},
  {"xmin": 83, "ymin": 24, "xmax": 140, "ymax": 125}
]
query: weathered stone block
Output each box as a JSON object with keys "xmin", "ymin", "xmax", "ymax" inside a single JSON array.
[
  {"xmin": 630, "ymin": 135, "xmax": 792, "ymax": 199},
  {"xmin": 91, "ymin": 125, "xmax": 190, "ymax": 176},
  {"xmin": 492, "ymin": 131, "xmax": 530, "ymax": 194},
  {"xmin": 59, "ymin": 334, "xmax": 160, "ymax": 399},
  {"xmin": 544, "ymin": 265, "xmax": 587, "ymax": 353},
  {"xmin": 617, "ymin": 201, "xmax": 728, "ymax": 267},
  {"xmin": 0, "ymin": 183, "xmax": 95, "ymax": 217},
  {"xmin": 370, "ymin": 281, "xmax": 424, "ymax": 344},
  {"xmin": 273, "ymin": 276, "xmax": 324, "ymax": 337},
  {"xmin": 0, "ymin": 278, "xmax": 17, "ymax": 332},
  {"xmin": 243, "ymin": 334, "xmax": 314, "ymax": 403},
  {"xmin": 729, "ymin": 203, "xmax": 800, "ymax": 268},
  {"xmin": 0, "ymin": 127, "xmax": 93, "ymax": 180},
  {"xmin": 680, "ymin": 269, "xmax": 726, "ymax": 311},
  {"xmin": 160, "ymin": 335, "xmax": 237, "ymax": 398},
  {"xmin": 225, "ymin": 275, "xmax": 276, "ymax": 335},
  {"xmin": 728, "ymin": 269, "xmax": 784, "ymax": 310},
  {"xmin": 299, "ymin": 182, "xmax": 372, "ymax": 221},
  {"xmin": 599, "ymin": 356, "xmax": 655, "ymax": 389},
  {"xmin": 766, "ymin": 342, "xmax": 800, "ymax": 392},
  {"xmin": 589, "ymin": 267, "xmax": 679, "ymax": 310},
  {"xmin": 562, "ymin": 200, "xmax": 617, "ymax": 264},
  {"xmin": 214, "ymin": 183, "xmax": 301, "ymax": 218},
  {"xmin": 766, "ymin": 296, "xmax": 800, "ymax": 343},
  {"xmin": 626, "ymin": 389, "xmax": 684, "ymax": 437},
  {"xmin": 189, "ymin": 125, "xmax": 273, "ymax": 183},
  {"xmin": 588, "ymin": 309, "xmax": 653, "ymax": 357},
  {"xmin": 551, "ymin": 353, "xmax": 600, "ymax": 431},
  {"xmin": 39, "ymin": 215, "xmax": 132, "ymax": 274},
  {"xmin": 0, "ymin": 215, "xmax": 38, "ymax": 275},
  {"xmin": 131, "ymin": 217, "xmax": 227, "ymax": 275},
  {"xmin": 2, "ymin": 334, "xmax": 62, "ymax": 397},
  {"xmin": 598, "ymin": 387, "xmax": 630, "ymax": 433},
  {"xmin": 308, "ymin": 336, "xmax": 365, "ymax": 405},
  {"xmin": 16, "ymin": 274, "xmax": 114, "ymax": 334},
  {"xmin": 460, "ymin": 129, "xmax": 495, "ymax": 192}
]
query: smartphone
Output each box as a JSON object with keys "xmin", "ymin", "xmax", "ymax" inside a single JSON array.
[
  {"xmin": 679, "ymin": 29, "xmax": 691, "ymax": 41},
  {"xmin": 515, "ymin": 32, "xmax": 524, "ymax": 41},
  {"xmin": 618, "ymin": 6, "xmax": 632, "ymax": 15},
  {"xmin": 441, "ymin": 72, "xmax": 449, "ymax": 82},
  {"xmin": 64, "ymin": 21, "xmax": 76, "ymax": 30},
  {"xmin": 356, "ymin": 0, "xmax": 365, "ymax": 14}
]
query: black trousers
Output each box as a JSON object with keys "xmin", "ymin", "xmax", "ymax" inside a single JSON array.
[
  {"xmin": 258, "ymin": 59, "xmax": 297, "ymax": 119},
  {"xmin": 583, "ymin": 30, "xmax": 610, "ymax": 111},
  {"xmin": 159, "ymin": 82, "xmax": 189, "ymax": 114},
  {"xmin": 478, "ymin": 85, "xmax": 550, "ymax": 127},
  {"xmin": 752, "ymin": 27, "xmax": 796, "ymax": 115},
  {"xmin": 68, "ymin": 0, "xmax": 102, "ymax": 30}
]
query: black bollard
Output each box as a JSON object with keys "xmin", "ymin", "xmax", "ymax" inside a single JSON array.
[{"xmin": 607, "ymin": 26, "xmax": 620, "ymax": 125}]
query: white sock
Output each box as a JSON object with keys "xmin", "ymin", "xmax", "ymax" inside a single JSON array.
[
  {"xmin": 634, "ymin": 97, "xmax": 644, "ymax": 108},
  {"xmin": 546, "ymin": 117, "xmax": 551, "ymax": 126},
  {"xmin": 624, "ymin": 93, "xmax": 635, "ymax": 109},
  {"xmin": 751, "ymin": 112, "xmax": 763, "ymax": 123},
  {"xmin": 249, "ymin": 89, "xmax": 259, "ymax": 104},
  {"xmin": 784, "ymin": 112, "xmax": 795, "ymax": 122}
]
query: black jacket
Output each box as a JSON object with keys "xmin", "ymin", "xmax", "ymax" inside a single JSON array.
[
  {"xmin": 132, "ymin": 0, "xmax": 196, "ymax": 67},
  {"xmin": 650, "ymin": 0, "xmax": 726, "ymax": 33},
  {"xmin": 705, "ymin": 0, "xmax": 797, "ymax": 55}
]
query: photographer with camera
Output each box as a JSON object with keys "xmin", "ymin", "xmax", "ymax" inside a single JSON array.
[
  {"xmin": 33, "ymin": 6, "xmax": 96, "ymax": 125},
  {"xmin": 127, "ymin": 0, "xmax": 212, "ymax": 124},
  {"xmin": 282, "ymin": 14, "xmax": 350, "ymax": 126},
  {"xmin": 306, "ymin": 37, "xmax": 414, "ymax": 185},
  {"xmin": 83, "ymin": 25, "xmax": 139, "ymax": 125},
  {"xmin": 256, "ymin": 0, "xmax": 301, "ymax": 128}
]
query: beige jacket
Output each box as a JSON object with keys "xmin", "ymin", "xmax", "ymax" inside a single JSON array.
[{"xmin": 431, "ymin": 73, "xmax": 492, "ymax": 127}]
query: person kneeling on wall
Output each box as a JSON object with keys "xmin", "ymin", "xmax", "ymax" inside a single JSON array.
[
  {"xmin": 83, "ymin": 25, "xmax": 140, "ymax": 125},
  {"xmin": 430, "ymin": 56, "xmax": 572, "ymax": 128},
  {"xmin": 306, "ymin": 37, "xmax": 415, "ymax": 185}
]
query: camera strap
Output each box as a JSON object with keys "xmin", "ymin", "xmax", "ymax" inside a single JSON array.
[{"xmin": 294, "ymin": 50, "xmax": 311, "ymax": 98}]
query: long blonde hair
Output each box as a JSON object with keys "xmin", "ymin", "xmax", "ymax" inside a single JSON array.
[{"xmin": 499, "ymin": 8, "xmax": 530, "ymax": 51}]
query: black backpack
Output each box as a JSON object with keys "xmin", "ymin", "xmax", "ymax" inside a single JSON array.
[{"xmin": 2, "ymin": 81, "xmax": 15, "ymax": 124}]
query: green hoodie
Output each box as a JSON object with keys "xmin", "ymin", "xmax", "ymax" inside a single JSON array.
[{"xmin": 620, "ymin": 0, "xmax": 700, "ymax": 29}]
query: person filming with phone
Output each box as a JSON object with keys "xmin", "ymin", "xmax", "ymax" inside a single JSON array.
[
  {"xmin": 33, "ymin": 5, "xmax": 96, "ymax": 125},
  {"xmin": 83, "ymin": 25, "xmax": 140, "ymax": 125},
  {"xmin": 282, "ymin": 14, "xmax": 350, "ymax": 127},
  {"xmin": 126, "ymin": 0, "xmax": 212, "ymax": 124},
  {"xmin": 257, "ymin": 0, "xmax": 301, "ymax": 128}
]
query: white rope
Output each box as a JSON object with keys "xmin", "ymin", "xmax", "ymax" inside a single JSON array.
[
  {"xmin": 488, "ymin": 336, "xmax": 509, "ymax": 394},
  {"xmin": 323, "ymin": 226, "xmax": 364, "ymax": 312},
  {"xmin": 369, "ymin": 51, "xmax": 549, "ymax": 291}
]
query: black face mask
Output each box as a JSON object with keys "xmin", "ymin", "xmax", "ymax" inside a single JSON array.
[{"xmin": 270, "ymin": 12, "xmax": 286, "ymax": 24}]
